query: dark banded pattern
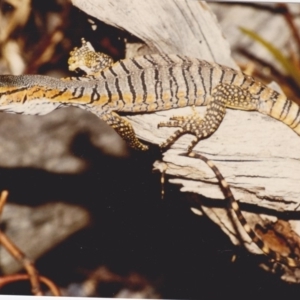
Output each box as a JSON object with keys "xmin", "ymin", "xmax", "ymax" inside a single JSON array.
[
  {"xmin": 0, "ymin": 51, "xmax": 300, "ymax": 146},
  {"xmin": 187, "ymin": 151, "xmax": 300, "ymax": 268},
  {"xmin": 1, "ymin": 40, "xmax": 300, "ymax": 266}
]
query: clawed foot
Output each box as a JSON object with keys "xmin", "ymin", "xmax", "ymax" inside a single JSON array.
[{"xmin": 158, "ymin": 108, "xmax": 204, "ymax": 152}]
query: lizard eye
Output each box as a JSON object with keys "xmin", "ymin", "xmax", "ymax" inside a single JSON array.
[
  {"xmin": 1, "ymin": 1, "xmax": 15, "ymax": 15},
  {"xmin": 74, "ymin": 68, "xmax": 86, "ymax": 76}
]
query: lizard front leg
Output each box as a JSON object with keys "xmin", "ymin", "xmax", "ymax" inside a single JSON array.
[
  {"xmin": 101, "ymin": 112, "xmax": 149, "ymax": 151},
  {"xmin": 159, "ymin": 84, "xmax": 254, "ymax": 153}
]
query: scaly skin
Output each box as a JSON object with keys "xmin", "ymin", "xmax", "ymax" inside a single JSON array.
[
  {"xmin": 0, "ymin": 38, "xmax": 300, "ymax": 268},
  {"xmin": 0, "ymin": 44, "xmax": 300, "ymax": 151}
]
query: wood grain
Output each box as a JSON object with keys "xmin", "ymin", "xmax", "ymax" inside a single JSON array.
[{"xmin": 72, "ymin": 0, "xmax": 300, "ymax": 279}]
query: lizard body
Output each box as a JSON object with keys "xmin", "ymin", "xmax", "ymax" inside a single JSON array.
[
  {"xmin": 0, "ymin": 47, "xmax": 300, "ymax": 151},
  {"xmin": 1, "ymin": 39, "xmax": 300, "ymax": 268}
]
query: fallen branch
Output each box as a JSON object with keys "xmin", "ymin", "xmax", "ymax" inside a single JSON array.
[{"xmin": 72, "ymin": 0, "xmax": 300, "ymax": 282}]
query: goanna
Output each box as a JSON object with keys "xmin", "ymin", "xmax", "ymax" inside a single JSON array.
[
  {"xmin": 0, "ymin": 38, "xmax": 300, "ymax": 268},
  {"xmin": 0, "ymin": 39, "xmax": 300, "ymax": 152}
]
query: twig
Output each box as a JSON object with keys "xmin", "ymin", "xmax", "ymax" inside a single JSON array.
[
  {"xmin": 0, "ymin": 190, "xmax": 8, "ymax": 217},
  {"xmin": 0, "ymin": 191, "xmax": 42, "ymax": 295},
  {"xmin": 0, "ymin": 274, "xmax": 61, "ymax": 296},
  {"xmin": 0, "ymin": 230, "xmax": 42, "ymax": 295},
  {"xmin": 0, "ymin": 190, "xmax": 61, "ymax": 295}
]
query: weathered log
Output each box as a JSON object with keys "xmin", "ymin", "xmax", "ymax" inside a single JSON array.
[{"xmin": 71, "ymin": 0, "xmax": 300, "ymax": 281}]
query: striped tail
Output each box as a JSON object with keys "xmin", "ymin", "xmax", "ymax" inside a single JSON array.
[
  {"xmin": 258, "ymin": 93, "xmax": 300, "ymax": 136},
  {"xmin": 187, "ymin": 151, "xmax": 300, "ymax": 268}
]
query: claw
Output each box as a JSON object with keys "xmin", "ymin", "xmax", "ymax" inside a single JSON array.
[
  {"xmin": 170, "ymin": 115, "xmax": 185, "ymax": 121},
  {"xmin": 158, "ymin": 120, "xmax": 179, "ymax": 128}
]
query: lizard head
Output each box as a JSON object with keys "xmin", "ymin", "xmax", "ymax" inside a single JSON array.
[{"xmin": 68, "ymin": 38, "xmax": 114, "ymax": 77}]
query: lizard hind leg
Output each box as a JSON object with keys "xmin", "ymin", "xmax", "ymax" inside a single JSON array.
[{"xmin": 159, "ymin": 87, "xmax": 227, "ymax": 152}]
